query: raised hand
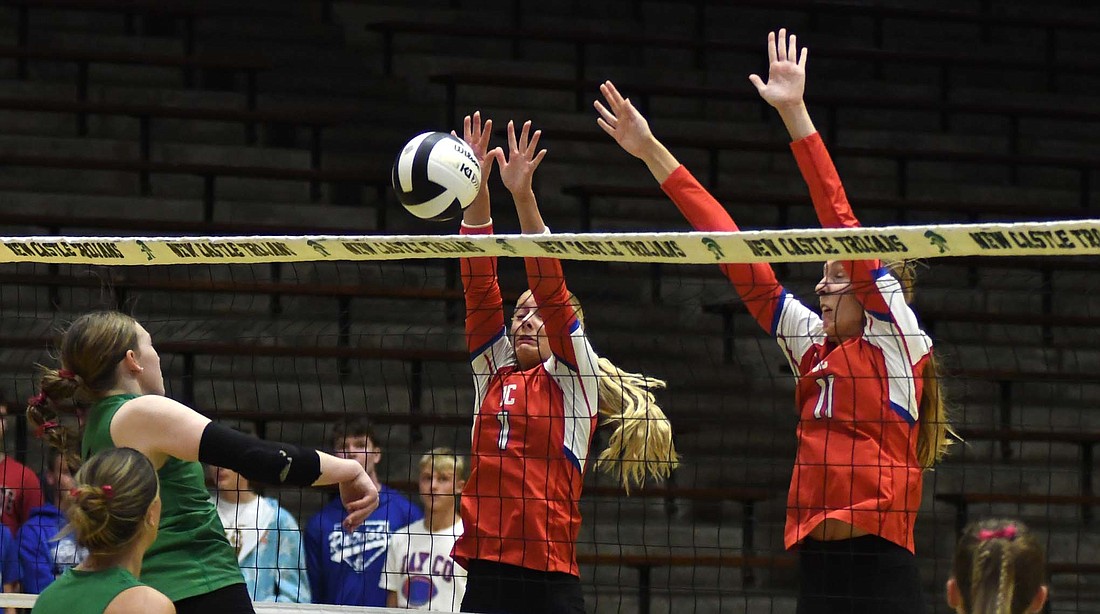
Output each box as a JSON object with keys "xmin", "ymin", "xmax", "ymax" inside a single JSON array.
[
  {"xmin": 454, "ymin": 110, "xmax": 501, "ymax": 185},
  {"xmin": 594, "ymin": 80, "xmax": 680, "ymax": 183},
  {"xmin": 594, "ymin": 81, "xmax": 656, "ymax": 160},
  {"xmin": 748, "ymin": 28, "xmax": 808, "ymax": 111},
  {"xmin": 496, "ymin": 119, "xmax": 547, "ymax": 196}
]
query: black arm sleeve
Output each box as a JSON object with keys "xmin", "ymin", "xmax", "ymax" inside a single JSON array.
[{"xmin": 198, "ymin": 422, "xmax": 323, "ymax": 487}]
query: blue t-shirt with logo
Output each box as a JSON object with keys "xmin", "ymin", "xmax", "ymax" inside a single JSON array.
[{"xmin": 304, "ymin": 485, "xmax": 421, "ymax": 606}]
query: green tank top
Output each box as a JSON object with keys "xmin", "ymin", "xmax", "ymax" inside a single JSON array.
[
  {"xmin": 81, "ymin": 394, "xmax": 243, "ymax": 601},
  {"xmin": 31, "ymin": 567, "xmax": 143, "ymax": 613}
]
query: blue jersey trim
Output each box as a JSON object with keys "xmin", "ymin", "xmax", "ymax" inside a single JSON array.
[
  {"xmin": 563, "ymin": 445, "xmax": 583, "ymax": 473},
  {"xmin": 550, "ymin": 318, "xmax": 583, "ymax": 372},
  {"xmin": 889, "ymin": 400, "xmax": 917, "ymax": 425},
  {"xmin": 470, "ymin": 326, "xmax": 507, "ymax": 361},
  {"xmin": 867, "ymin": 309, "xmax": 892, "ymax": 322},
  {"xmin": 770, "ymin": 289, "xmax": 790, "ymax": 336}
]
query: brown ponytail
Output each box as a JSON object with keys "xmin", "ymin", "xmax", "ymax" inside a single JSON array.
[
  {"xmin": 28, "ymin": 311, "xmax": 140, "ymax": 470},
  {"xmin": 884, "ymin": 260, "xmax": 955, "ymax": 469},
  {"xmin": 63, "ymin": 447, "xmax": 159, "ymax": 556}
]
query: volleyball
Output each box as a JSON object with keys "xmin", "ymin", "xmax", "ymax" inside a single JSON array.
[{"xmin": 392, "ymin": 131, "xmax": 482, "ymax": 221}]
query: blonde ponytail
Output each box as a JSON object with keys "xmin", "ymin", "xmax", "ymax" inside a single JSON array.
[
  {"xmin": 591, "ymin": 358, "xmax": 679, "ymax": 492},
  {"xmin": 954, "ymin": 519, "xmax": 1046, "ymax": 614}
]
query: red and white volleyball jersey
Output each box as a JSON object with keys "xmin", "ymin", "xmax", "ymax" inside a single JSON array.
[
  {"xmin": 660, "ymin": 134, "xmax": 932, "ymax": 553},
  {"xmin": 452, "ymin": 222, "xmax": 600, "ymax": 576}
]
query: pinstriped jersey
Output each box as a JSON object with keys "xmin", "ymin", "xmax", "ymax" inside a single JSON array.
[
  {"xmin": 660, "ymin": 132, "xmax": 932, "ymax": 553},
  {"xmin": 453, "ymin": 222, "xmax": 600, "ymax": 577}
]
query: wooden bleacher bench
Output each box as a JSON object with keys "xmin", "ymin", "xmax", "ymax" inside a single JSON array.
[
  {"xmin": 0, "ymin": 45, "xmax": 269, "ymax": 103},
  {"xmin": 701, "ymin": 300, "xmax": 1100, "ymax": 364},
  {"xmin": 561, "ymin": 183, "xmax": 1086, "ymax": 233},
  {"xmin": 370, "ymin": 19, "xmax": 1100, "ymax": 97},
  {"xmin": 0, "ymin": 211, "xmax": 363, "ymax": 236},
  {"xmin": 576, "ymin": 552, "xmax": 795, "ymax": 614},
  {"xmin": 0, "ymin": 153, "xmax": 392, "ymax": 226},
  {"xmin": 0, "ymin": 96, "xmax": 366, "ymax": 181},
  {"xmin": 0, "ymin": 335, "xmax": 466, "ymax": 418},
  {"xmin": 429, "ymin": 72, "xmax": 1100, "ymax": 157},
  {"xmin": 935, "ymin": 492, "xmax": 1100, "ymax": 535},
  {"xmin": 10, "ymin": 0, "xmax": 267, "ymax": 54},
  {"xmin": 956, "ymin": 428, "xmax": 1100, "ymax": 517},
  {"xmin": 545, "ymin": 127, "xmax": 1100, "ymax": 203}
]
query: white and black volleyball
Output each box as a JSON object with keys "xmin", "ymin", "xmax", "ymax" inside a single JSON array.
[{"xmin": 392, "ymin": 131, "xmax": 481, "ymax": 221}]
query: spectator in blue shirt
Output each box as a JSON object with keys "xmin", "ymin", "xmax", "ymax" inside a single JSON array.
[
  {"xmin": 17, "ymin": 449, "xmax": 86, "ymax": 593},
  {"xmin": 305, "ymin": 419, "xmax": 421, "ymax": 606}
]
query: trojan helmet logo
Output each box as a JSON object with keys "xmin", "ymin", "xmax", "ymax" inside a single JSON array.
[
  {"xmin": 701, "ymin": 237, "xmax": 725, "ymax": 260},
  {"xmin": 923, "ymin": 230, "xmax": 948, "ymax": 254}
]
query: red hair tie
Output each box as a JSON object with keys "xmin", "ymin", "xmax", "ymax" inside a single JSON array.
[
  {"xmin": 57, "ymin": 369, "xmax": 76, "ymax": 381},
  {"xmin": 978, "ymin": 526, "xmax": 1018, "ymax": 541},
  {"xmin": 101, "ymin": 485, "xmax": 114, "ymax": 498},
  {"xmin": 33, "ymin": 420, "xmax": 59, "ymax": 439},
  {"xmin": 27, "ymin": 392, "xmax": 48, "ymax": 409}
]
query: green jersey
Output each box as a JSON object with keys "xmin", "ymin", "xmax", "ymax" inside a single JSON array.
[
  {"xmin": 31, "ymin": 567, "xmax": 143, "ymax": 613},
  {"xmin": 81, "ymin": 394, "xmax": 243, "ymax": 601}
]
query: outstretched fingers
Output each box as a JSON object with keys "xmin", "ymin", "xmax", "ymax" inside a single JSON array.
[{"xmin": 506, "ymin": 119, "xmax": 518, "ymax": 156}]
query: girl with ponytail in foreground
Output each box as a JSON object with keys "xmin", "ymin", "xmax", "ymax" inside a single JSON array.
[
  {"xmin": 27, "ymin": 311, "xmax": 378, "ymax": 613},
  {"xmin": 32, "ymin": 447, "xmax": 172, "ymax": 614},
  {"xmin": 948, "ymin": 519, "xmax": 1048, "ymax": 614}
]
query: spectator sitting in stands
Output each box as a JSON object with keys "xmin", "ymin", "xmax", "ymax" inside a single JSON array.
[
  {"xmin": 17, "ymin": 448, "xmax": 87, "ymax": 593},
  {"xmin": 305, "ymin": 418, "xmax": 422, "ymax": 606},
  {"xmin": 0, "ymin": 397, "xmax": 43, "ymax": 535},
  {"xmin": 213, "ymin": 464, "xmax": 311, "ymax": 603},
  {"xmin": 381, "ymin": 447, "xmax": 467, "ymax": 611}
]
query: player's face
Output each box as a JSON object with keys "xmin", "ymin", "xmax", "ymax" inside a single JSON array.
[
  {"xmin": 511, "ymin": 291, "xmax": 552, "ymax": 370},
  {"xmin": 418, "ymin": 467, "xmax": 462, "ymax": 512},
  {"xmin": 337, "ymin": 434, "xmax": 381, "ymax": 474},
  {"xmin": 132, "ymin": 325, "xmax": 165, "ymax": 395},
  {"xmin": 815, "ymin": 261, "xmax": 864, "ymax": 341},
  {"xmin": 216, "ymin": 466, "xmax": 248, "ymax": 495}
]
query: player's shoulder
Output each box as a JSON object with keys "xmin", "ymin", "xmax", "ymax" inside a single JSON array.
[{"xmin": 105, "ymin": 585, "xmax": 175, "ymax": 614}]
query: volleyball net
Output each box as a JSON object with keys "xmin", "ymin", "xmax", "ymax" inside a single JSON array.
[{"xmin": 0, "ymin": 220, "xmax": 1096, "ymax": 613}]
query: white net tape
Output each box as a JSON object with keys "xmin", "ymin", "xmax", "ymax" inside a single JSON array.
[{"xmin": 1, "ymin": 219, "xmax": 1098, "ymax": 266}]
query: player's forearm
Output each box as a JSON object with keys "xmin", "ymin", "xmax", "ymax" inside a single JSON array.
[
  {"xmin": 636, "ymin": 136, "xmax": 680, "ymax": 184},
  {"xmin": 513, "ymin": 190, "xmax": 547, "ymax": 234},
  {"xmin": 463, "ymin": 184, "xmax": 491, "ymax": 226},
  {"xmin": 775, "ymin": 102, "xmax": 817, "ymax": 141}
]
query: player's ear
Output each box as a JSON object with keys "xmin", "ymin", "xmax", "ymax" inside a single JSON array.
[
  {"xmin": 945, "ymin": 578, "xmax": 962, "ymax": 610},
  {"xmin": 1027, "ymin": 586, "xmax": 1048, "ymax": 613}
]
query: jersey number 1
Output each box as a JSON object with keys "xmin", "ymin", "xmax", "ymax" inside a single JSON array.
[
  {"xmin": 813, "ymin": 375, "xmax": 834, "ymax": 419},
  {"xmin": 496, "ymin": 411, "xmax": 510, "ymax": 450}
]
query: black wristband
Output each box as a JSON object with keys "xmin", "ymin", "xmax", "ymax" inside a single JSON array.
[{"xmin": 198, "ymin": 422, "xmax": 322, "ymax": 487}]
